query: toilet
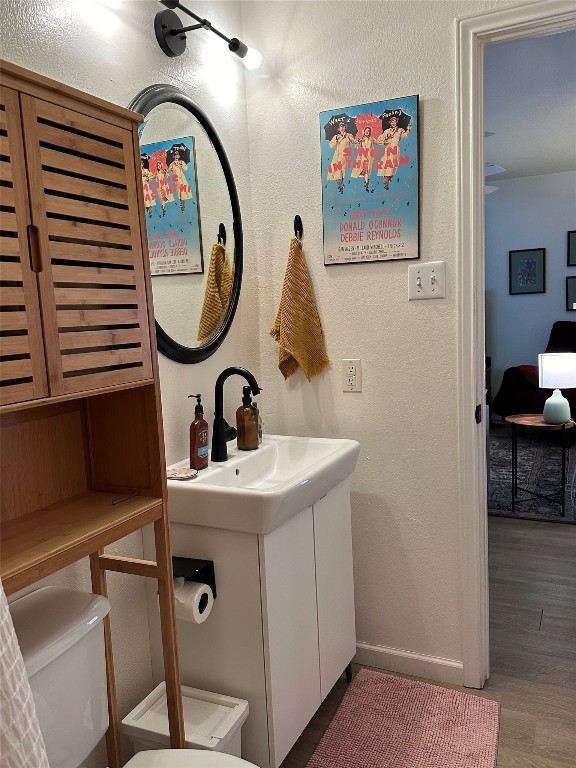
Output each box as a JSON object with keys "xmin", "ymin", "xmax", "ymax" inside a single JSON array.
[{"xmin": 10, "ymin": 586, "xmax": 257, "ymax": 768}]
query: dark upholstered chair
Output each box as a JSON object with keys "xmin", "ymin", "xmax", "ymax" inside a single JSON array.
[{"xmin": 491, "ymin": 321, "xmax": 576, "ymax": 419}]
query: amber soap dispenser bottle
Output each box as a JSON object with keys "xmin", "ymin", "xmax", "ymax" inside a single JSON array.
[
  {"xmin": 189, "ymin": 394, "xmax": 209, "ymax": 470},
  {"xmin": 236, "ymin": 386, "xmax": 259, "ymax": 451}
]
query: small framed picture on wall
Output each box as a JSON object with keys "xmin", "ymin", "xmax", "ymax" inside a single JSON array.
[
  {"xmin": 509, "ymin": 248, "xmax": 545, "ymax": 295},
  {"xmin": 568, "ymin": 231, "xmax": 576, "ymax": 267},
  {"xmin": 567, "ymin": 276, "xmax": 576, "ymax": 311}
]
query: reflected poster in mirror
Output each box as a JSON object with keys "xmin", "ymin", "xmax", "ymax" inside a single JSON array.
[{"xmin": 140, "ymin": 135, "xmax": 204, "ymax": 276}]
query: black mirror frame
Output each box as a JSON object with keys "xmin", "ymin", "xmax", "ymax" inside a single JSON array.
[{"xmin": 129, "ymin": 84, "xmax": 243, "ymax": 364}]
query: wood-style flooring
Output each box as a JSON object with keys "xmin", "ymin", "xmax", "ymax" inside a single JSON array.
[{"xmin": 280, "ymin": 516, "xmax": 576, "ymax": 768}]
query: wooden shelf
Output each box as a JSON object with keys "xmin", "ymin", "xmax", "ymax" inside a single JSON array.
[
  {"xmin": 0, "ymin": 378, "xmax": 155, "ymax": 416},
  {"xmin": 1, "ymin": 492, "xmax": 163, "ymax": 595}
]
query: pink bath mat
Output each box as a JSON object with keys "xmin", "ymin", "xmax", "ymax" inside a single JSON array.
[{"xmin": 306, "ymin": 669, "xmax": 499, "ymax": 768}]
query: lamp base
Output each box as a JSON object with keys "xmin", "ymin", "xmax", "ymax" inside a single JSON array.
[{"xmin": 543, "ymin": 389, "xmax": 571, "ymax": 424}]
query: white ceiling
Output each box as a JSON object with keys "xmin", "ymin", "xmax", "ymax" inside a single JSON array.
[{"xmin": 484, "ymin": 29, "xmax": 576, "ymax": 181}]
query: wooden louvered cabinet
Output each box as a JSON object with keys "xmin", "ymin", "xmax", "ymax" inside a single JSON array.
[
  {"xmin": 1, "ymin": 67, "xmax": 152, "ymax": 404},
  {"xmin": 0, "ymin": 85, "xmax": 48, "ymax": 404},
  {"xmin": 0, "ymin": 61, "xmax": 185, "ymax": 763}
]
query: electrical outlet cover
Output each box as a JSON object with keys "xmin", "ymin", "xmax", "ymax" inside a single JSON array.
[{"xmin": 342, "ymin": 359, "xmax": 362, "ymax": 391}]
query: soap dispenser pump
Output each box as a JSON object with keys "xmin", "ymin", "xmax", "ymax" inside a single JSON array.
[
  {"xmin": 189, "ymin": 394, "xmax": 209, "ymax": 470},
  {"xmin": 236, "ymin": 386, "xmax": 259, "ymax": 451}
]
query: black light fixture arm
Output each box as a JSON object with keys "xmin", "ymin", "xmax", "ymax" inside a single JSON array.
[
  {"xmin": 157, "ymin": 0, "xmax": 250, "ymax": 60},
  {"xmin": 164, "ymin": 3, "xmax": 226, "ymax": 40}
]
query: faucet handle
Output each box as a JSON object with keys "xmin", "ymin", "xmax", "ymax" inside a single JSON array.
[{"xmin": 223, "ymin": 420, "xmax": 238, "ymax": 442}]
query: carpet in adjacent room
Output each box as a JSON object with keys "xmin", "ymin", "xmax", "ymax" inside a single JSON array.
[
  {"xmin": 306, "ymin": 669, "xmax": 499, "ymax": 768},
  {"xmin": 487, "ymin": 423, "xmax": 575, "ymax": 523}
]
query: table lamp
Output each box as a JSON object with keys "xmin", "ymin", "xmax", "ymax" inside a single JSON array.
[{"xmin": 538, "ymin": 352, "xmax": 576, "ymax": 424}]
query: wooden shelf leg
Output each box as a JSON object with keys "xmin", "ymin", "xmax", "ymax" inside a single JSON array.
[
  {"xmin": 90, "ymin": 550, "xmax": 123, "ymax": 768},
  {"xmin": 154, "ymin": 511, "xmax": 185, "ymax": 747}
]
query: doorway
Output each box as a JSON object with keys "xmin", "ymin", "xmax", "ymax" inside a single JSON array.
[
  {"xmin": 456, "ymin": 0, "xmax": 576, "ymax": 689},
  {"xmin": 484, "ymin": 31, "xmax": 576, "ymax": 527}
]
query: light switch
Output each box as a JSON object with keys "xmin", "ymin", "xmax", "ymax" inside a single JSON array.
[{"xmin": 408, "ymin": 261, "xmax": 446, "ymax": 300}]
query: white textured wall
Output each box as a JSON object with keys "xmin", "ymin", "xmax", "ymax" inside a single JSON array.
[
  {"xmin": 242, "ymin": 0, "xmax": 514, "ymax": 668},
  {"xmin": 485, "ymin": 172, "xmax": 576, "ymax": 394},
  {"xmin": 1, "ymin": 2, "xmax": 257, "ymax": 764}
]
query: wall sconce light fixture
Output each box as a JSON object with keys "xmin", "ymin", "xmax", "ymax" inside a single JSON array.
[{"xmin": 155, "ymin": 0, "xmax": 263, "ymax": 69}]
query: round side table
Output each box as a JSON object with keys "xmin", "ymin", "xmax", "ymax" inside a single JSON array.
[{"xmin": 505, "ymin": 414, "xmax": 574, "ymax": 517}]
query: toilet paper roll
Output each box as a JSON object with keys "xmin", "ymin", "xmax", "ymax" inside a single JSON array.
[{"xmin": 173, "ymin": 577, "xmax": 214, "ymax": 624}]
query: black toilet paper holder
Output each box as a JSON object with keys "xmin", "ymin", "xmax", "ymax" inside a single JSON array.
[{"xmin": 172, "ymin": 556, "xmax": 217, "ymax": 599}]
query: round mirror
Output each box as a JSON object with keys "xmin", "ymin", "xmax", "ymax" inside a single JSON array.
[{"xmin": 129, "ymin": 85, "xmax": 242, "ymax": 363}]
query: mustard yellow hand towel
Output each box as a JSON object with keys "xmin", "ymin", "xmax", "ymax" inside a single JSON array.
[
  {"xmin": 270, "ymin": 237, "xmax": 330, "ymax": 380},
  {"xmin": 197, "ymin": 242, "xmax": 234, "ymax": 345}
]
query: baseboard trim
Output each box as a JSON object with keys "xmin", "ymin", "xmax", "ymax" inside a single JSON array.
[{"xmin": 354, "ymin": 641, "xmax": 464, "ymax": 686}]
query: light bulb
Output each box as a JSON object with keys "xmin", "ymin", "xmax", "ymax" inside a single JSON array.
[{"xmin": 242, "ymin": 47, "xmax": 263, "ymax": 70}]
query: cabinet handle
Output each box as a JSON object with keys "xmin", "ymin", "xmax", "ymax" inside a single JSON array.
[{"xmin": 27, "ymin": 224, "xmax": 43, "ymax": 273}]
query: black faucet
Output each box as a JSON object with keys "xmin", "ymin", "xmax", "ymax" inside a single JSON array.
[{"xmin": 212, "ymin": 367, "xmax": 261, "ymax": 462}]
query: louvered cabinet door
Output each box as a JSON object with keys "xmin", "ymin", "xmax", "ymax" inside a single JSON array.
[
  {"xmin": 0, "ymin": 86, "xmax": 48, "ymax": 405},
  {"xmin": 19, "ymin": 95, "xmax": 153, "ymax": 397}
]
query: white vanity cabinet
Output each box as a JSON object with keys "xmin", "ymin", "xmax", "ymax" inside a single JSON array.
[
  {"xmin": 313, "ymin": 481, "xmax": 357, "ymax": 700},
  {"xmin": 259, "ymin": 502, "xmax": 321, "ymax": 766},
  {"xmin": 145, "ymin": 476, "xmax": 356, "ymax": 768}
]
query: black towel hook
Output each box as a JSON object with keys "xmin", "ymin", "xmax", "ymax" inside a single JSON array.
[
  {"xmin": 294, "ymin": 215, "xmax": 303, "ymax": 240},
  {"xmin": 218, "ymin": 223, "xmax": 226, "ymax": 245}
]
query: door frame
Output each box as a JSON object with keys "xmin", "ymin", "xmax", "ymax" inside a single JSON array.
[{"xmin": 456, "ymin": 0, "xmax": 576, "ymax": 688}]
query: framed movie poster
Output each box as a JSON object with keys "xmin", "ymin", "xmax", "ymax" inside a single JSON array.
[
  {"xmin": 140, "ymin": 135, "xmax": 204, "ymax": 276},
  {"xmin": 568, "ymin": 230, "xmax": 576, "ymax": 267},
  {"xmin": 508, "ymin": 248, "xmax": 545, "ymax": 295},
  {"xmin": 320, "ymin": 95, "xmax": 419, "ymax": 265}
]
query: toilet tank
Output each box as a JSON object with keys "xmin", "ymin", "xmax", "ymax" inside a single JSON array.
[{"xmin": 10, "ymin": 586, "xmax": 111, "ymax": 768}]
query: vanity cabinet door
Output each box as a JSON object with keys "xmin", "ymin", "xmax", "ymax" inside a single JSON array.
[
  {"xmin": 259, "ymin": 506, "xmax": 321, "ymax": 767},
  {"xmin": 18, "ymin": 94, "xmax": 153, "ymax": 396},
  {"xmin": 313, "ymin": 477, "xmax": 356, "ymax": 700},
  {"xmin": 0, "ymin": 85, "xmax": 48, "ymax": 405}
]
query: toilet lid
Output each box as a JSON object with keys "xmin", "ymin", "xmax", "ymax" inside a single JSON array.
[{"xmin": 124, "ymin": 750, "xmax": 258, "ymax": 768}]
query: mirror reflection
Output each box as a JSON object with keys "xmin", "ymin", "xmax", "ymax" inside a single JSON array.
[
  {"xmin": 129, "ymin": 84, "xmax": 242, "ymax": 364},
  {"xmin": 139, "ymin": 101, "xmax": 235, "ymax": 350}
]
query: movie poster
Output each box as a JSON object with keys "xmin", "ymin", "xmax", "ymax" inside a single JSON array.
[
  {"xmin": 140, "ymin": 135, "xmax": 204, "ymax": 276},
  {"xmin": 320, "ymin": 95, "xmax": 419, "ymax": 265}
]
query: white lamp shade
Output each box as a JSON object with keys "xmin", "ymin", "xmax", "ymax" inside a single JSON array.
[{"xmin": 538, "ymin": 353, "xmax": 576, "ymax": 389}]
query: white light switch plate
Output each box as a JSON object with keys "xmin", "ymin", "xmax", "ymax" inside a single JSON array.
[{"xmin": 408, "ymin": 261, "xmax": 446, "ymax": 300}]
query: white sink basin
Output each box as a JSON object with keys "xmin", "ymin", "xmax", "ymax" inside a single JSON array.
[{"xmin": 167, "ymin": 434, "xmax": 360, "ymax": 534}]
